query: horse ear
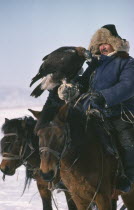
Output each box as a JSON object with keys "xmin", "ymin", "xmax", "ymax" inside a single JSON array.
[
  {"xmin": 56, "ymin": 104, "xmax": 70, "ymax": 122},
  {"xmin": 5, "ymin": 118, "xmax": 9, "ymax": 122},
  {"xmin": 28, "ymin": 109, "xmax": 41, "ymax": 119}
]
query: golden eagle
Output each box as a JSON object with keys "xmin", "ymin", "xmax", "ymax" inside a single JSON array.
[{"xmin": 30, "ymin": 46, "xmax": 91, "ymax": 97}]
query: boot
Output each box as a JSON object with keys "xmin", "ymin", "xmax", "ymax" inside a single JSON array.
[
  {"xmin": 116, "ymin": 148, "xmax": 134, "ymax": 193},
  {"xmin": 122, "ymin": 149, "xmax": 134, "ymax": 183}
]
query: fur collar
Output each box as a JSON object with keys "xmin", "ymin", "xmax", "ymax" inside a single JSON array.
[
  {"xmin": 107, "ymin": 51, "xmax": 117, "ymax": 56},
  {"xmin": 88, "ymin": 28, "xmax": 130, "ymax": 55}
]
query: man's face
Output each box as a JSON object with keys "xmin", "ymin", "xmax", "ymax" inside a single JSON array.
[{"xmin": 99, "ymin": 44, "xmax": 114, "ymax": 55}]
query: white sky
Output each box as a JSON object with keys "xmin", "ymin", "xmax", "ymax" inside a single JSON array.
[{"xmin": 0, "ymin": 0, "xmax": 134, "ymax": 88}]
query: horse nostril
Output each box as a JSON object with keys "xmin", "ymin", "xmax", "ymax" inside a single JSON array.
[
  {"xmin": 0, "ymin": 165, "xmax": 14, "ymax": 175},
  {"xmin": 40, "ymin": 169, "xmax": 55, "ymax": 182},
  {"xmin": 49, "ymin": 170, "xmax": 55, "ymax": 178},
  {"xmin": 1, "ymin": 165, "xmax": 9, "ymax": 173},
  {"xmin": 4, "ymin": 165, "xmax": 10, "ymax": 173}
]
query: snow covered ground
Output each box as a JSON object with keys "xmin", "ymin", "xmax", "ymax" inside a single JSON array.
[{"xmin": 0, "ymin": 107, "xmax": 124, "ymax": 210}]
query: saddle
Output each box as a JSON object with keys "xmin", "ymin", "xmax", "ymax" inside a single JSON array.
[{"xmin": 88, "ymin": 109, "xmax": 131, "ymax": 193}]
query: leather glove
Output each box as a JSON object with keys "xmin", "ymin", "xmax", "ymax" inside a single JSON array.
[
  {"xmin": 82, "ymin": 91, "xmax": 106, "ymax": 112},
  {"xmin": 58, "ymin": 82, "xmax": 80, "ymax": 103},
  {"xmin": 89, "ymin": 91, "xmax": 106, "ymax": 107}
]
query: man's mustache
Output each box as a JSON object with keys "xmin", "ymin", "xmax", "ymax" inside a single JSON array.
[{"xmin": 101, "ymin": 49, "xmax": 108, "ymax": 53}]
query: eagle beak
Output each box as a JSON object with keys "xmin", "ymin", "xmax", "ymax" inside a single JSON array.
[{"xmin": 84, "ymin": 50, "xmax": 92, "ymax": 60}]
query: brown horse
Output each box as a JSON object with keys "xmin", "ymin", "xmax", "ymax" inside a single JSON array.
[
  {"xmin": 37, "ymin": 104, "xmax": 117, "ymax": 210},
  {"xmin": 37, "ymin": 104, "xmax": 134, "ymax": 210},
  {"xmin": 0, "ymin": 116, "xmax": 77, "ymax": 210}
]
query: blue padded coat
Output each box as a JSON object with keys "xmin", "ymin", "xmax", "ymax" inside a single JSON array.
[{"xmin": 79, "ymin": 54, "xmax": 134, "ymax": 117}]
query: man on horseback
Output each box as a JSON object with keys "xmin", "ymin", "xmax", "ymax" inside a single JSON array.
[{"xmin": 58, "ymin": 24, "xmax": 134, "ymax": 193}]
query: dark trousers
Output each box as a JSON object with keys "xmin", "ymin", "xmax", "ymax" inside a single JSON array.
[{"xmin": 110, "ymin": 116, "xmax": 134, "ymax": 182}]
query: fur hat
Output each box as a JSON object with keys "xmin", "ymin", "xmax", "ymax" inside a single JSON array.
[{"xmin": 88, "ymin": 24, "xmax": 130, "ymax": 55}]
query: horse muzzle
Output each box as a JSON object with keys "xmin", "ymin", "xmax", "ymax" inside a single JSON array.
[
  {"xmin": 40, "ymin": 169, "xmax": 56, "ymax": 182},
  {"xmin": 0, "ymin": 165, "xmax": 15, "ymax": 175}
]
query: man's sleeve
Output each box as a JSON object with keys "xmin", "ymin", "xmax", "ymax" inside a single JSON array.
[
  {"xmin": 44, "ymin": 87, "xmax": 64, "ymax": 108},
  {"xmin": 100, "ymin": 58, "xmax": 134, "ymax": 107},
  {"xmin": 74, "ymin": 58, "xmax": 98, "ymax": 93}
]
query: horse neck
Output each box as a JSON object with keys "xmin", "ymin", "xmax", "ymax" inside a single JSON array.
[{"xmin": 61, "ymin": 138, "xmax": 103, "ymax": 182}]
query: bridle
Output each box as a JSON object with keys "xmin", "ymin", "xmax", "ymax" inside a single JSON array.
[
  {"xmin": 2, "ymin": 133, "xmax": 35, "ymax": 164},
  {"xmin": 39, "ymin": 123, "xmax": 72, "ymax": 167},
  {"xmin": 2, "ymin": 133, "xmax": 21, "ymax": 160}
]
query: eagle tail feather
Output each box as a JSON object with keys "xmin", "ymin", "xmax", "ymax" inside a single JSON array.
[
  {"xmin": 30, "ymin": 84, "xmax": 44, "ymax": 98},
  {"xmin": 30, "ymin": 74, "xmax": 42, "ymax": 87}
]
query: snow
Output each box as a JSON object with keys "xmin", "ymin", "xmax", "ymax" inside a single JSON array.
[
  {"xmin": 0, "ymin": 108, "xmax": 124, "ymax": 209},
  {"xmin": 0, "ymin": 86, "xmax": 48, "ymax": 109}
]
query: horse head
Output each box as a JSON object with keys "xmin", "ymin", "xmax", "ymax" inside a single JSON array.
[
  {"xmin": 38, "ymin": 104, "xmax": 70, "ymax": 182},
  {"xmin": 0, "ymin": 116, "xmax": 37, "ymax": 176}
]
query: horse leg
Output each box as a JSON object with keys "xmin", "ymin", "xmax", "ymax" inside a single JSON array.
[
  {"xmin": 64, "ymin": 191, "xmax": 77, "ymax": 210},
  {"xmin": 111, "ymin": 199, "xmax": 117, "ymax": 210},
  {"xmin": 121, "ymin": 185, "xmax": 134, "ymax": 210},
  {"xmin": 96, "ymin": 194, "xmax": 112, "ymax": 210},
  {"xmin": 36, "ymin": 180, "xmax": 52, "ymax": 210},
  {"xmin": 120, "ymin": 205, "xmax": 127, "ymax": 210}
]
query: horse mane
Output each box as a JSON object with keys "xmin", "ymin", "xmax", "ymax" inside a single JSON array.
[
  {"xmin": 65, "ymin": 106, "xmax": 116, "ymax": 157},
  {"xmin": 66, "ymin": 106, "xmax": 88, "ymax": 146},
  {"xmin": 1, "ymin": 116, "xmax": 36, "ymax": 133},
  {"xmin": 58, "ymin": 105, "xmax": 112, "ymax": 151},
  {"xmin": 22, "ymin": 166, "xmax": 33, "ymax": 196}
]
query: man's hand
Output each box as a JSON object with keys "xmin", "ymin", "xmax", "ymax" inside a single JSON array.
[
  {"xmin": 89, "ymin": 91, "xmax": 106, "ymax": 107},
  {"xmin": 82, "ymin": 91, "xmax": 106, "ymax": 112}
]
